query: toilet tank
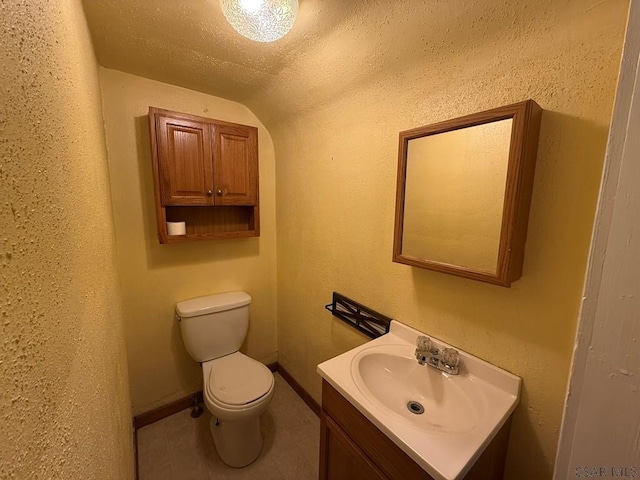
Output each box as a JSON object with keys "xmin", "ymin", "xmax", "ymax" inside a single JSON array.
[{"xmin": 176, "ymin": 292, "xmax": 251, "ymax": 363}]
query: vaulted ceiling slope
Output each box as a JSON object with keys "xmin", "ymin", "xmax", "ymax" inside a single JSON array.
[{"xmin": 82, "ymin": 0, "xmax": 591, "ymax": 127}]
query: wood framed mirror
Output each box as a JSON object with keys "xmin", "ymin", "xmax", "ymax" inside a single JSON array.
[{"xmin": 393, "ymin": 100, "xmax": 542, "ymax": 287}]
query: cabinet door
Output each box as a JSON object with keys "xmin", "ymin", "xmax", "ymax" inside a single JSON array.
[
  {"xmin": 213, "ymin": 124, "xmax": 258, "ymax": 206},
  {"xmin": 320, "ymin": 414, "xmax": 388, "ymax": 480},
  {"xmin": 157, "ymin": 114, "xmax": 213, "ymax": 206}
]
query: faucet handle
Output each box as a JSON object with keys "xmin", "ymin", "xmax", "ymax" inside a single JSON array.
[
  {"xmin": 416, "ymin": 335, "xmax": 431, "ymax": 352},
  {"xmin": 442, "ymin": 348, "xmax": 459, "ymax": 368}
]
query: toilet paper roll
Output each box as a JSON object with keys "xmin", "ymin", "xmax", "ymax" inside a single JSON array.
[{"xmin": 167, "ymin": 221, "xmax": 186, "ymax": 236}]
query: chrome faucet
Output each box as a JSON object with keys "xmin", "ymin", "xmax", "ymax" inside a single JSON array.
[{"xmin": 415, "ymin": 335, "xmax": 460, "ymax": 375}]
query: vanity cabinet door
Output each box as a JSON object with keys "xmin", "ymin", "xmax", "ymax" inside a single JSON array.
[
  {"xmin": 156, "ymin": 113, "xmax": 214, "ymax": 206},
  {"xmin": 320, "ymin": 413, "xmax": 388, "ymax": 480},
  {"xmin": 321, "ymin": 381, "xmax": 434, "ymax": 480},
  {"xmin": 213, "ymin": 123, "xmax": 258, "ymax": 206}
]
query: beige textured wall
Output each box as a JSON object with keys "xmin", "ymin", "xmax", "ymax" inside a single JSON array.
[
  {"xmin": 403, "ymin": 119, "xmax": 512, "ymax": 272},
  {"xmin": 272, "ymin": 2, "xmax": 628, "ymax": 479},
  {"xmin": 99, "ymin": 69, "xmax": 278, "ymax": 415},
  {"xmin": 0, "ymin": 1, "xmax": 133, "ymax": 479}
]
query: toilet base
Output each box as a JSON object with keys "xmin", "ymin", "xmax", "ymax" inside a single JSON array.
[{"xmin": 210, "ymin": 415, "xmax": 263, "ymax": 468}]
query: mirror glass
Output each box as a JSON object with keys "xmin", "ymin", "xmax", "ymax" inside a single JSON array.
[{"xmin": 402, "ymin": 119, "xmax": 512, "ymax": 273}]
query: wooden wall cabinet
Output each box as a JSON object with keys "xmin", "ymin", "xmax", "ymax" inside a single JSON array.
[
  {"xmin": 393, "ymin": 100, "xmax": 541, "ymax": 287},
  {"xmin": 320, "ymin": 381, "xmax": 511, "ymax": 480},
  {"xmin": 149, "ymin": 107, "xmax": 259, "ymax": 243}
]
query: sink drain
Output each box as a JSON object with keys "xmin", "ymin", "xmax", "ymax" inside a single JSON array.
[{"xmin": 407, "ymin": 401, "xmax": 424, "ymax": 415}]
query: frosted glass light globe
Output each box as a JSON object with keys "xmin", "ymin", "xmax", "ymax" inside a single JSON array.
[
  {"xmin": 220, "ymin": 0, "xmax": 298, "ymax": 42},
  {"xmin": 239, "ymin": 0, "xmax": 262, "ymax": 13}
]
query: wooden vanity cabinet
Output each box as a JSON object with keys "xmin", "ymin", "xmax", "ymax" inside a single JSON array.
[
  {"xmin": 149, "ymin": 107, "xmax": 259, "ymax": 243},
  {"xmin": 319, "ymin": 380, "xmax": 511, "ymax": 480},
  {"xmin": 321, "ymin": 414, "xmax": 387, "ymax": 480}
]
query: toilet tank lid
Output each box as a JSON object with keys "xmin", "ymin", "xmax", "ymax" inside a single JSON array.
[{"xmin": 176, "ymin": 292, "xmax": 251, "ymax": 318}]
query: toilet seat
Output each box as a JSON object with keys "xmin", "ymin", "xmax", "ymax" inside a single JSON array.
[{"xmin": 203, "ymin": 352, "xmax": 274, "ymax": 411}]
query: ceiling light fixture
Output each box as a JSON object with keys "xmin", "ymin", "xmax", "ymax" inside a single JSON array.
[{"xmin": 220, "ymin": 0, "xmax": 298, "ymax": 43}]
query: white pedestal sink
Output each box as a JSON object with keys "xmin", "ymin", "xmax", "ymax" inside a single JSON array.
[{"xmin": 318, "ymin": 320, "xmax": 521, "ymax": 480}]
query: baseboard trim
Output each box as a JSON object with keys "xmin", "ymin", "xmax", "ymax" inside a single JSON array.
[
  {"xmin": 277, "ymin": 364, "xmax": 321, "ymax": 417},
  {"xmin": 133, "ymin": 422, "xmax": 139, "ymax": 480},
  {"xmin": 266, "ymin": 361, "xmax": 278, "ymax": 373},
  {"xmin": 132, "ymin": 361, "xmax": 319, "ymax": 431},
  {"xmin": 133, "ymin": 391, "xmax": 204, "ymax": 429}
]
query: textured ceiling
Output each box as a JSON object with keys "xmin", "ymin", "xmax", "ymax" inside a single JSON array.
[{"xmin": 82, "ymin": 0, "xmax": 562, "ymax": 125}]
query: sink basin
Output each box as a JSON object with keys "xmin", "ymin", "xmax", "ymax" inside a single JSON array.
[
  {"xmin": 317, "ymin": 320, "xmax": 521, "ymax": 480},
  {"xmin": 351, "ymin": 344, "xmax": 480, "ymax": 434}
]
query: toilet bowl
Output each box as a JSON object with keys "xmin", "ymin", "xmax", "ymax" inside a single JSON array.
[
  {"xmin": 202, "ymin": 352, "xmax": 275, "ymax": 467},
  {"xmin": 176, "ymin": 292, "xmax": 274, "ymax": 468}
]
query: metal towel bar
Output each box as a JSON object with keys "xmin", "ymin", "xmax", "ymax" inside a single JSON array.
[{"xmin": 324, "ymin": 292, "xmax": 391, "ymax": 339}]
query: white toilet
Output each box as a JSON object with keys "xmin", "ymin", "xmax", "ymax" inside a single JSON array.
[{"xmin": 176, "ymin": 292, "xmax": 275, "ymax": 468}]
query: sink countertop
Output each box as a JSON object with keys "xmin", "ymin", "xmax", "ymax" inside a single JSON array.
[{"xmin": 317, "ymin": 320, "xmax": 521, "ymax": 480}]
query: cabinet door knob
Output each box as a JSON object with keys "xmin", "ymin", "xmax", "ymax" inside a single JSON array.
[
  {"xmin": 206, "ymin": 190, "xmax": 213, "ymax": 196},
  {"xmin": 216, "ymin": 189, "xmax": 223, "ymax": 196}
]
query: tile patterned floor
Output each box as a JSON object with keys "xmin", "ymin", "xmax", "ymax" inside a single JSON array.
[{"xmin": 137, "ymin": 373, "xmax": 320, "ymax": 480}]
